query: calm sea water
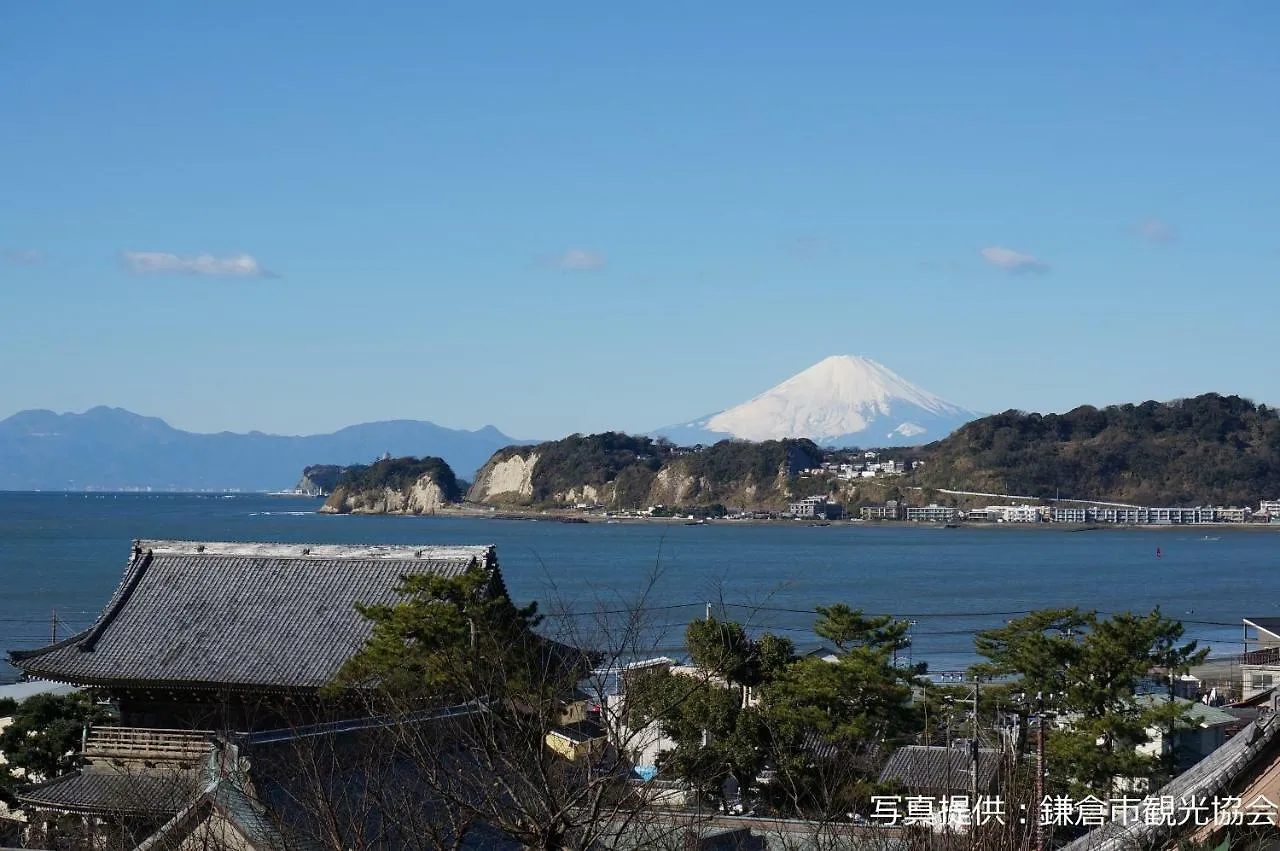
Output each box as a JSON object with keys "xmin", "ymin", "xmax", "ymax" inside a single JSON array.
[{"xmin": 1, "ymin": 492, "xmax": 1276, "ymax": 678}]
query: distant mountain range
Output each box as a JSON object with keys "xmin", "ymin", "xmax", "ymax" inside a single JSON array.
[
  {"xmin": 654, "ymin": 355, "xmax": 981, "ymax": 447},
  {"xmin": 0, "ymin": 407, "xmax": 524, "ymax": 492}
]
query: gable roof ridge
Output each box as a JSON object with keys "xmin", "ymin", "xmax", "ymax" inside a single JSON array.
[
  {"xmin": 136, "ymin": 540, "xmax": 496, "ymax": 563},
  {"xmin": 79, "ymin": 544, "xmax": 155, "ymax": 653}
]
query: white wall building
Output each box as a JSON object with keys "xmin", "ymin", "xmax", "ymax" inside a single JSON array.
[{"xmin": 906, "ymin": 504, "xmax": 956, "ymax": 523}]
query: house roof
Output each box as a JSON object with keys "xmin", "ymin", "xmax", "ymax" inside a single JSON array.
[
  {"xmin": 17, "ymin": 769, "xmax": 200, "ymax": 817},
  {"xmin": 878, "ymin": 745, "xmax": 1000, "ymax": 793},
  {"xmin": 1135, "ymin": 694, "xmax": 1239, "ymax": 728},
  {"xmin": 8, "ymin": 540, "xmax": 500, "ymax": 692},
  {"xmin": 1244, "ymin": 617, "xmax": 1280, "ymax": 638},
  {"xmin": 551, "ymin": 719, "xmax": 607, "ymax": 744}
]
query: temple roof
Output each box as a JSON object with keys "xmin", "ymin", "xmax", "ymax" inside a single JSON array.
[
  {"xmin": 8, "ymin": 540, "xmax": 500, "ymax": 692},
  {"xmin": 18, "ymin": 769, "xmax": 200, "ymax": 817}
]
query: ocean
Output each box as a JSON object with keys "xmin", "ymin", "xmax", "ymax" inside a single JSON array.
[{"xmin": 0, "ymin": 492, "xmax": 1274, "ymax": 679}]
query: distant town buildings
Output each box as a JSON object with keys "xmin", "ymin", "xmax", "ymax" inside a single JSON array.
[
  {"xmin": 799, "ymin": 458, "xmax": 911, "ymax": 480},
  {"xmin": 856, "ymin": 501, "xmax": 1264, "ymax": 526}
]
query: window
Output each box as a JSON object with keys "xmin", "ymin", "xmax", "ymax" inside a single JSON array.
[{"xmin": 1251, "ymin": 674, "xmax": 1274, "ymax": 689}]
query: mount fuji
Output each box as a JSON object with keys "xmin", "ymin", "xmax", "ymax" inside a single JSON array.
[{"xmin": 653, "ymin": 355, "xmax": 981, "ymax": 448}]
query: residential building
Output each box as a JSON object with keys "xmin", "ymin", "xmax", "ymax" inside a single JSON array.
[
  {"xmin": 877, "ymin": 744, "xmax": 1001, "ymax": 799},
  {"xmin": 905, "ymin": 504, "xmax": 957, "ymax": 523},
  {"xmin": 788, "ymin": 495, "xmax": 843, "ymax": 520},
  {"xmin": 1241, "ymin": 617, "xmax": 1280, "ymax": 700},
  {"xmin": 985, "ymin": 504, "xmax": 1043, "ymax": 523},
  {"xmin": 877, "ymin": 744, "xmax": 1001, "ymax": 831},
  {"xmin": 1051, "ymin": 507, "xmax": 1089, "ymax": 524},
  {"xmin": 861, "ymin": 500, "xmax": 903, "ymax": 521},
  {"xmin": 963, "ymin": 508, "xmax": 994, "ymax": 522},
  {"xmin": 1260, "ymin": 499, "xmax": 1280, "ymax": 517},
  {"xmin": 1133, "ymin": 695, "xmax": 1239, "ymax": 772},
  {"xmin": 1091, "ymin": 506, "xmax": 1216, "ymax": 525},
  {"xmin": 1212, "ymin": 506, "xmax": 1249, "ymax": 523}
]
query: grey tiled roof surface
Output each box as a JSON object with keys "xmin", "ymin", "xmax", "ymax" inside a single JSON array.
[
  {"xmin": 877, "ymin": 745, "xmax": 1000, "ymax": 793},
  {"xmin": 18, "ymin": 769, "xmax": 198, "ymax": 816},
  {"xmin": 9, "ymin": 540, "xmax": 498, "ymax": 690}
]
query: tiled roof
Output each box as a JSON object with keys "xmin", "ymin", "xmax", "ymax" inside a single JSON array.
[
  {"xmin": 18, "ymin": 769, "xmax": 199, "ymax": 816},
  {"xmin": 1135, "ymin": 694, "xmax": 1239, "ymax": 728},
  {"xmin": 878, "ymin": 745, "xmax": 1000, "ymax": 793},
  {"xmin": 8, "ymin": 540, "xmax": 499, "ymax": 691}
]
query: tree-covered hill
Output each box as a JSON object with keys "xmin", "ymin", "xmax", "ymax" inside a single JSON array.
[
  {"xmin": 332, "ymin": 456, "xmax": 463, "ymax": 503},
  {"xmin": 912, "ymin": 393, "xmax": 1280, "ymax": 505}
]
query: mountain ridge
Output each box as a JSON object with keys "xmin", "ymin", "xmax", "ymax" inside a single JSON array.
[{"xmin": 0, "ymin": 406, "xmax": 527, "ymax": 491}]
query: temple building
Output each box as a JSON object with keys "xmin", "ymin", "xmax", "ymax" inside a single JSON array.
[{"xmin": 6, "ymin": 539, "xmax": 513, "ymax": 849}]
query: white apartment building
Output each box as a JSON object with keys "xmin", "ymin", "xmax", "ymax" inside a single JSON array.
[
  {"xmin": 1051, "ymin": 507, "xmax": 1089, "ymax": 524},
  {"xmin": 986, "ymin": 504, "xmax": 1043, "ymax": 523},
  {"xmin": 905, "ymin": 504, "xmax": 957, "ymax": 523}
]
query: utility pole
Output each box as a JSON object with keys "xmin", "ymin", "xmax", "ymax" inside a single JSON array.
[
  {"xmin": 1034, "ymin": 692, "xmax": 1046, "ymax": 851},
  {"xmin": 705, "ymin": 602, "xmax": 712, "ymax": 621},
  {"xmin": 970, "ymin": 677, "xmax": 980, "ymax": 804},
  {"xmin": 51, "ymin": 608, "xmax": 57, "ymax": 644}
]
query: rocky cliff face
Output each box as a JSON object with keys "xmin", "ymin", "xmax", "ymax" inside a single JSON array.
[
  {"xmin": 317, "ymin": 455, "xmax": 461, "ymax": 515},
  {"xmin": 466, "ymin": 450, "xmax": 539, "ymax": 504},
  {"xmin": 321, "ymin": 477, "xmax": 450, "ymax": 515}
]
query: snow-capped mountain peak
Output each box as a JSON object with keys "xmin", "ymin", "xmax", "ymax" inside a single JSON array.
[{"xmin": 654, "ymin": 355, "xmax": 979, "ymax": 447}]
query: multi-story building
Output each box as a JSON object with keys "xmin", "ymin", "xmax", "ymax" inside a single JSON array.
[
  {"xmin": 861, "ymin": 500, "xmax": 903, "ymax": 521},
  {"xmin": 789, "ymin": 495, "xmax": 844, "ymax": 520},
  {"xmin": 1051, "ymin": 507, "xmax": 1089, "ymax": 524},
  {"xmin": 1092, "ymin": 507, "xmax": 1216, "ymax": 525},
  {"xmin": 1213, "ymin": 507, "xmax": 1249, "ymax": 523},
  {"xmin": 905, "ymin": 504, "xmax": 957, "ymax": 523},
  {"xmin": 986, "ymin": 504, "xmax": 1043, "ymax": 523},
  {"xmin": 1261, "ymin": 500, "xmax": 1280, "ymax": 517}
]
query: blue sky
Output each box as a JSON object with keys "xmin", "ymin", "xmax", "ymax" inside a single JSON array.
[{"xmin": 2, "ymin": 3, "xmax": 1277, "ymax": 438}]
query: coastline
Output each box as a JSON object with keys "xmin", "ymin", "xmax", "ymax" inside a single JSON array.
[{"xmin": 327, "ymin": 503, "xmax": 1280, "ymax": 532}]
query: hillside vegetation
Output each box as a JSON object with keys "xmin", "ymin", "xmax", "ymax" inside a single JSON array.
[
  {"xmin": 334, "ymin": 456, "xmax": 463, "ymax": 502},
  {"xmin": 320, "ymin": 456, "xmax": 464, "ymax": 514},
  {"xmin": 913, "ymin": 393, "xmax": 1280, "ymax": 505}
]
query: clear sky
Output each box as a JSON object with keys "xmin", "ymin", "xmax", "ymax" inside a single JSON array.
[{"xmin": 2, "ymin": 3, "xmax": 1277, "ymax": 438}]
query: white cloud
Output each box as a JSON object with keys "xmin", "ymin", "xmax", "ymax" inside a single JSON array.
[
  {"xmin": 551, "ymin": 249, "xmax": 606, "ymax": 271},
  {"xmin": 1133, "ymin": 218, "xmax": 1178, "ymax": 245},
  {"xmin": 980, "ymin": 246, "xmax": 1050, "ymax": 274},
  {"xmin": 121, "ymin": 251, "xmax": 274, "ymax": 278},
  {"xmin": 3, "ymin": 249, "xmax": 44, "ymax": 265}
]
